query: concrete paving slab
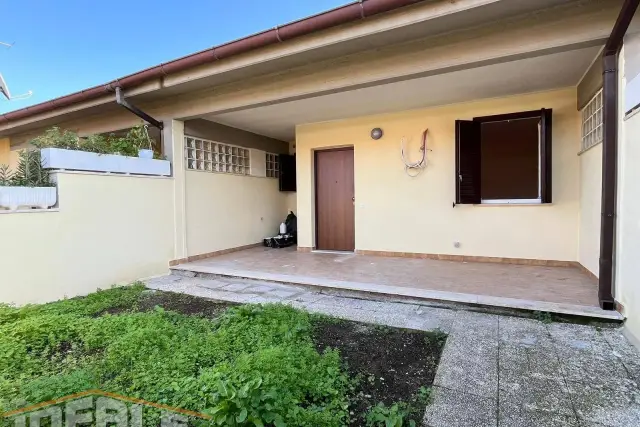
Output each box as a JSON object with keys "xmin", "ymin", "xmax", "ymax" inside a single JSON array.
[
  {"xmin": 499, "ymin": 402, "xmax": 581, "ymax": 426},
  {"xmin": 499, "ymin": 377, "xmax": 574, "ymax": 416},
  {"xmin": 567, "ymin": 380, "xmax": 640, "ymax": 427},
  {"xmin": 282, "ymin": 292, "xmax": 327, "ymax": 305},
  {"xmin": 188, "ymin": 278, "xmax": 231, "ymax": 290},
  {"xmin": 243, "ymin": 284, "xmax": 278, "ymax": 294},
  {"xmin": 601, "ymin": 328, "xmax": 640, "ymax": 384},
  {"xmin": 423, "ymin": 387, "xmax": 497, "ymax": 427},
  {"xmin": 500, "ymin": 342, "xmax": 563, "ymax": 382},
  {"xmin": 434, "ymin": 335, "xmax": 498, "ymax": 397},
  {"xmin": 262, "ymin": 289, "xmax": 302, "ymax": 299},
  {"xmin": 221, "ymin": 282, "xmax": 255, "ymax": 292},
  {"xmin": 559, "ymin": 353, "xmax": 631, "ymax": 386}
]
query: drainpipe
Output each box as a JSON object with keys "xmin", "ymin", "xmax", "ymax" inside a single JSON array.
[{"xmin": 599, "ymin": 0, "xmax": 640, "ymax": 310}]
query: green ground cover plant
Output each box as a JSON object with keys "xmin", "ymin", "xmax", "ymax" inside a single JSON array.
[{"xmin": 0, "ymin": 285, "xmax": 443, "ymax": 426}]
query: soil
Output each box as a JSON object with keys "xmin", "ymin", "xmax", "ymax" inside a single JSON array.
[
  {"xmin": 95, "ymin": 290, "xmax": 447, "ymax": 425},
  {"xmin": 97, "ymin": 290, "xmax": 235, "ymax": 318},
  {"xmin": 312, "ymin": 319, "xmax": 446, "ymax": 426},
  {"xmin": 136, "ymin": 290, "xmax": 235, "ymax": 318}
]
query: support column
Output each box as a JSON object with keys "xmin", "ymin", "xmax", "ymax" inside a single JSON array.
[{"xmin": 162, "ymin": 120, "xmax": 188, "ymax": 262}]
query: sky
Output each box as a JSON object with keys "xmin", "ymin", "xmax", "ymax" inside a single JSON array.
[{"xmin": 0, "ymin": 0, "xmax": 347, "ymax": 114}]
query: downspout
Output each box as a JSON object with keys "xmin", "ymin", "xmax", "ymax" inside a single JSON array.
[
  {"xmin": 599, "ymin": 0, "xmax": 640, "ymax": 310},
  {"xmin": 115, "ymin": 87, "xmax": 163, "ymax": 130}
]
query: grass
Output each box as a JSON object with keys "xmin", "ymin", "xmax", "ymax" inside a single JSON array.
[{"xmin": 0, "ymin": 285, "xmax": 444, "ymax": 426}]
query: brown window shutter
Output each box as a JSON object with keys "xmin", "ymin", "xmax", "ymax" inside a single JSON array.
[
  {"xmin": 540, "ymin": 109, "xmax": 553, "ymax": 203},
  {"xmin": 455, "ymin": 120, "xmax": 482, "ymax": 204}
]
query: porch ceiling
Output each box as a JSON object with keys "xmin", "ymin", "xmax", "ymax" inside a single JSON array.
[{"xmin": 203, "ymin": 46, "xmax": 600, "ymax": 141}]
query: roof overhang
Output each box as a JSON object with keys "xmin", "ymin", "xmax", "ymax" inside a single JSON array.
[
  {"xmin": 204, "ymin": 46, "xmax": 602, "ymax": 141},
  {"xmin": 0, "ymin": 0, "xmax": 588, "ymax": 136}
]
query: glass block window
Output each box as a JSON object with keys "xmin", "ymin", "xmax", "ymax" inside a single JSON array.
[
  {"xmin": 581, "ymin": 90, "xmax": 603, "ymax": 151},
  {"xmin": 185, "ymin": 136, "xmax": 250, "ymax": 175},
  {"xmin": 266, "ymin": 153, "xmax": 279, "ymax": 178}
]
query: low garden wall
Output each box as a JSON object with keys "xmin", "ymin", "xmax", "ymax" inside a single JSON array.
[{"xmin": 0, "ymin": 172, "xmax": 175, "ymax": 305}]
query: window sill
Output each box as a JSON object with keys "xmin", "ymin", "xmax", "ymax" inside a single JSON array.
[
  {"xmin": 624, "ymin": 105, "xmax": 640, "ymax": 121},
  {"xmin": 0, "ymin": 208, "xmax": 59, "ymax": 215},
  {"xmin": 474, "ymin": 200, "xmax": 549, "ymax": 207},
  {"xmin": 577, "ymin": 140, "xmax": 602, "ymax": 156}
]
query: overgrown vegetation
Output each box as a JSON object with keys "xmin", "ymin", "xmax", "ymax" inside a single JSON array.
[
  {"xmin": 533, "ymin": 310, "xmax": 555, "ymax": 324},
  {"xmin": 0, "ymin": 150, "xmax": 54, "ymax": 187},
  {"xmin": 0, "ymin": 287, "xmax": 443, "ymax": 426},
  {"xmin": 30, "ymin": 124, "xmax": 159, "ymax": 158},
  {"xmin": 0, "ymin": 286, "xmax": 350, "ymax": 426},
  {"xmin": 364, "ymin": 387, "xmax": 431, "ymax": 427}
]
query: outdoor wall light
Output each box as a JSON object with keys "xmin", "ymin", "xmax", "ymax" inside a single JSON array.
[{"xmin": 371, "ymin": 128, "xmax": 383, "ymax": 140}]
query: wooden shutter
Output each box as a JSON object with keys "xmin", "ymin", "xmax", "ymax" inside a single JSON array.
[
  {"xmin": 278, "ymin": 154, "xmax": 296, "ymax": 192},
  {"xmin": 540, "ymin": 109, "xmax": 553, "ymax": 203},
  {"xmin": 455, "ymin": 120, "xmax": 482, "ymax": 204}
]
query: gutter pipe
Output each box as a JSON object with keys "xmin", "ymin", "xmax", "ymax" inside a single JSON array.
[
  {"xmin": 0, "ymin": 0, "xmax": 423, "ymax": 126},
  {"xmin": 599, "ymin": 0, "xmax": 639, "ymax": 310}
]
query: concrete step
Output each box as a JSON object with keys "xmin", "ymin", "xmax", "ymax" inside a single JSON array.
[{"xmin": 168, "ymin": 265, "xmax": 624, "ymax": 324}]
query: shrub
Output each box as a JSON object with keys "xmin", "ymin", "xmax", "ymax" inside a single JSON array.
[
  {"xmin": 0, "ymin": 150, "xmax": 54, "ymax": 187},
  {"xmin": 30, "ymin": 125, "xmax": 156, "ymax": 158}
]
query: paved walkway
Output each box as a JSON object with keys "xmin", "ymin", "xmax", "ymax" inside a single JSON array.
[{"xmin": 146, "ymin": 274, "xmax": 640, "ymax": 427}]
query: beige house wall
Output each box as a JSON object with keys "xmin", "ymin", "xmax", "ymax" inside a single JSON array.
[
  {"xmin": 185, "ymin": 172, "xmax": 287, "ymax": 256},
  {"xmin": 0, "ymin": 172, "xmax": 175, "ymax": 305},
  {"xmin": 184, "ymin": 119, "xmax": 288, "ymax": 154},
  {"xmin": 578, "ymin": 144, "xmax": 602, "ymax": 277},
  {"xmin": 296, "ymin": 88, "xmax": 580, "ymax": 261},
  {"xmin": 182, "ymin": 119, "xmax": 290, "ymax": 257},
  {"xmin": 0, "ymin": 138, "xmax": 9, "ymax": 166}
]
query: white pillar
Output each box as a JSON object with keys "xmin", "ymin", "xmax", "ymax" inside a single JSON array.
[{"xmin": 163, "ymin": 119, "xmax": 188, "ymax": 261}]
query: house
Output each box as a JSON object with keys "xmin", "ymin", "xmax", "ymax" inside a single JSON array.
[{"xmin": 1, "ymin": 0, "xmax": 640, "ymax": 346}]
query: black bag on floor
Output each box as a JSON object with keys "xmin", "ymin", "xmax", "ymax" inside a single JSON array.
[{"xmin": 285, "ymin": 211, "xmax": 297, "ymax": 242}]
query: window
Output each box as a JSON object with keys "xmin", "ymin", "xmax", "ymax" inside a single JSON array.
[
  {"xmin": 581, "ymin": 90, "xmax": 603, "ymax": 151},
  {"xmin": 455, "ymin": 109, "xmax": 552, "ymax": 205},
  {"xmin": 184, "ymin": 136, "xmax": 250, "ymax": 175},
  {"xmin": 266, "ymin": 153, "xmax": 279, "ymax": 178}
]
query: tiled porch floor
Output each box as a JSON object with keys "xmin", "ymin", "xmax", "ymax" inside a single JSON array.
[{"xmin": 172, "ymin": 246, "xmax": 606, "ymax": 314}]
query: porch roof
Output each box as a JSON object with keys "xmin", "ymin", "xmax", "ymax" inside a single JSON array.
[
  {"xmin": 0, "ymin": 0, "xmax": 609, "ymax": 138},
  {"xmin": 205, "ymin": 46, "xmax": 600, "ymax": 141}
]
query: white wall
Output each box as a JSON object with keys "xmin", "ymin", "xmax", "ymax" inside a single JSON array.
[
  {"xmin": 185, "ymin": 171, "xmax": 287, "ymax": 256},
  {"xmin": 296, "ymin": 89, "xmax": 581, "ymax": 261},
  {"xmin": 0, "ymin": 172, "xmax": 175, "ymax": 305},
  {"xmin": 616, "ymin": 43, "xmax": 640, "ymax": 345},
  {"xmin": 617, "ymin": 112, "xmax": 640, "ymax": 344},
  {"xmin": 578, "ymin": 144, "xmax": 602, "ymax": 276}
]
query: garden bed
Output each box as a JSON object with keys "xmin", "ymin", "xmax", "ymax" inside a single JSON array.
[
  {"xmin": 0, "ymin": 285, "xmax": 446, "ymax": 427},
  {"xmin": 314, "ymin": 319, "xmax": 446, "ymax": 426}
]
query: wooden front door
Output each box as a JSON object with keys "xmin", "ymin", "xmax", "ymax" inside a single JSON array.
[{"xmin": 315, "ymin": 148, "xmax": 355, "ymax": 251}]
